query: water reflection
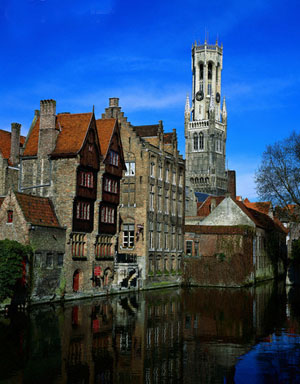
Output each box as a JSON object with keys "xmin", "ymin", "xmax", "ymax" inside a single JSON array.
[{"xmin": 1, "ymin": 282, "xmax": 300, "ymax": 383}]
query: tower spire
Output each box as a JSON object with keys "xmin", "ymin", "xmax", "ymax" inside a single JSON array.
[{"xmin": 185, "ymin": 94, "xmax": 190, "ymax": 114}]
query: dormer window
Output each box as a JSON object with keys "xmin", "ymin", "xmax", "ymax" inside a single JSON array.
[
  {"xmin": 109, "ymin": 151, "xmax": 119, "ymax": 166},
  {"xmin": 79, "ymin": 171, "xmax": 94, "ymax": 188},
  {"xmin": 7, "ymin": 210, "xmax": 13, "ymax": 223}
]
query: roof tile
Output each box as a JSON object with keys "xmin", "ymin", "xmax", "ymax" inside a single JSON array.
[{"xmin": 0, "ymin": 129, "xmax": 25, "ymax": 165}]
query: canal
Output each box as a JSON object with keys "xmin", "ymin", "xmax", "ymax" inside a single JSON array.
[{"xmin": 0, "ymin": 282, "xmax": 300, "ymax": 383}]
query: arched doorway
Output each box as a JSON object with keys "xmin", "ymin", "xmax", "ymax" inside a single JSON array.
[{"xmin": 73, "ymin": 269, "xmax": 82, "ymax": 292}]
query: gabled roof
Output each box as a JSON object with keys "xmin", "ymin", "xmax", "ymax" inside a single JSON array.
[
  {"xmin": 95, "ymin": 119, "xmax": 116, "ymax": 158},
  {"xmin": 133, "ymin": 124, "xmax": 159, "ymax": 137},
  {"xmin": 23, "ymin": 113, "xmax": 93, "ymax": 157},
  {"xmin": 14, "ymin": 192, "xmax": 61, "ymax": 228},
  {"xmin": 0, "ymin": 129, "xmax": 25, "ymax": 165}
]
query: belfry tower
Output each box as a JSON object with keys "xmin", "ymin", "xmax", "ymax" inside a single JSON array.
[{"xmin": 185, "ymin": 39, "xmax": 228, "ymax": 197}]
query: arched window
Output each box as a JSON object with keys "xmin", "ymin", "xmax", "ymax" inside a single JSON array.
[
  {"xmin": 200, "ymin": 63, "xmax": 204, "ymax": 80},
  {"xmin": 199, "ymin": 132, "xmax": 204, "ymax": 150},
  {"xmin": 193, "ymin": 133, "xmax": 198, "ymax": 151},
  {"xmin": 200, "ymin": 177, "xmax": 204, "ymax": 183},
  {"xmin": 208, "ymin": 62, "xmax": 212, "ymax": 80}
]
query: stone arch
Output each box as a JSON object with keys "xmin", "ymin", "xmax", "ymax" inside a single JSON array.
[
  {"xmin": 190, "ymin": 177, "xmax": 194, "ymax": 184},
  {"xmin": 73, "ymin": 269, "xmax": 83, "ymax": 292},
  {"xmin": 200, "ymin": 177, "xmax": 204, "ymax": 184},
  {"xmin": 193, "ymin": 132, "xmax": 198, "ymax": 151},
  {"xmin": 195, "ymin": 177, "xmax": 199, "ymax": 184}
]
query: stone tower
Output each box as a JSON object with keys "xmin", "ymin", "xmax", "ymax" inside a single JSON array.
[{"xmin": 185, "ymin": 39, "xmax": 228, "ymax": 197}]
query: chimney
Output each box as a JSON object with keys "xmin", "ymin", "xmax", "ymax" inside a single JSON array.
[
  {"xmin": 227, "ymin": 170, "xmax": 236, "ymax": 199},
  {"xmin": 10, "ymin": 123, "xmax": 21, "ymax": 166},
  {"xmin": 38, "ymin": 99, "xmax": 57, "ymax": 158},
  {"xmin": 109, "ymin": 97, "xmax": 119, "ymax": 107}
]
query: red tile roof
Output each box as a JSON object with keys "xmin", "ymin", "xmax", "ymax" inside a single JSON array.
[
  {"xmin": 14, "ymin": 192, "xmax": 61, "ymax": 228},
  {"xmin": 163, "ymin": 132, "xmax": 173, "ymax": 144},
  {"xmin": 0, "ymin": 129, "xmax": 25, "ymax": 165},
  {"xmin": 96, "ymin": 119, "xmax": 116, "ymax": 157},
  {"xmin": 244, "ymin": 201, "xmax": 272, "ymax": 215},
  {"xmin": 23, "ymin": 113, "xmax": 93, "ymax": 157}
]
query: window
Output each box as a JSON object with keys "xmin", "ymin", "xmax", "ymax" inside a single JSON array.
[
  {"xmin": 150, "ymin": 162, "xmax": 155, "ymax": 177},
  {"xmin": 158, "ymin": 164, "xmax": 162, "ymax": 180},
  {"xmin": 165, "ymin": 166, "xmax": 169, "ymax": 182},
  {"xmin": 123, "ymin": 224, "xmax": 134, "ymax": 248},
  {"xmin": 164, "ymin": 224, "xmax": 168, "ymax": 250},
  {"xmin": 104, "ymin": 177, "xmax": 118, "ymax": 193},
  {"xmin": 79, "ymin": 171, "xmax": 94, "ymax": 188},
  {"xmin": 207, "ymin": 83, "xmax": 212, "ymax": 96},
  {"xmin": 199, "ymin": 132, "xmax": 204, "ymax": 150},
  {"xmin": 178, "ymin": 227, "xmax": 182, "ymax": 250},
  {"xmin": 158, "ymin": 187, "xmax": 162, "ymax": 212},
  {"xmin": 7, "ymin": 210, "xmax": 13, "ymax": 223},
  {"xmin": 101, "ymin": 206, "xmax": 115, "ymax": 224},
  {"xmin": 171, "ymin": 226, "xmax": 176, "ymax": 250},
  {"xmin": 76, "ymin": 201, "xmax": 90, "ymax": 220},
  {"xmin": 46, "ymin": 253, "xmax": 53, "ymax": 268},
  {"xmin": 57, "ymin": 253, "xmax": 64, "ymax": 267},
  {"xmin": 165, "ymin": 191, "xmax": 169, "ymax": 214},
  {"xmin": 200, "ymin": 63, "xmax": 204, "ymax": 80},
  {"xmin": 208, "ymin": 62, "xmax": 212, "ymax": 80},
  {"xmin": 193, "ymin": 133, "xmax": 198, "ymax": 151},
  {"xmin": 157, "ymin": 223, "xmax": 162, "ymax": 249},
  {"xmin": 109, "ymin": 150, "xmax": 119, "ymax": 166},
  {"xmin": 186, "ymin": 241, "xmax": 193, "ymax": 256},
  {"xmin": 171, "ymin": 191, "xmax": 176, "ymax": 216},
  {"xmin": 149, "ymin": 221, "xmax": 154, "ymax": 250},
  {"xmin": 95, "ymin": 235, "xmax": 113, "ymax": 258},
  {"xmin": 150, "ymin": 185, "xmax": 154, "ymax": 211},
  {"xmin": 125, "ymin": 161, "xmax": 135, "ymax": 176},
  {"xmin": 71, "ymin": 233, "xmax": 86, "ymax": 257},
  {"xmin": 172, "ymin": 171, "xmax": 176, "ymax": 185},
  {"xmin": 195, "ymin": 242, "xmax": 199, "ymax": 257},
  {"xmin": 179, "ymin": 172, "xmax": 183, "ymax": 187}
]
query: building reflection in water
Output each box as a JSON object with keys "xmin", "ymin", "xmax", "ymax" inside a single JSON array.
[{"xmin": 1, "ymin": 282, "xmax": 300, "ymax": 383}]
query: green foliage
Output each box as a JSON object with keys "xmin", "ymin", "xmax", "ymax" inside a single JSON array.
[
  {"xmin": 0, "ymin": 239, "xmax": 33, "ymax": 302},
  {"xmin": 215, "ymin": 252, "xmax": 226, "ymax": 262}
]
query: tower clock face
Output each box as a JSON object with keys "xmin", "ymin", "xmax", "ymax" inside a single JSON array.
[
  {"xmin": 216, "ymin": 92, "xmax": 220, "ymax": 103},
  {"xmin": 196, "ymin": 91, "xmax": 204, "ymax": 101}
]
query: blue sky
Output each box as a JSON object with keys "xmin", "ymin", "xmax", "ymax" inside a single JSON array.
[{"xmin": 1, "ymin": 0, "xmax": 300, "ymax": 199}]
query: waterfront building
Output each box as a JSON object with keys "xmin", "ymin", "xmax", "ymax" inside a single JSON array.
[
  {"xmin": 102, "ymin": 98, "xmax": 185, "ymax": 286},
  {"xmin": 184, "ymin": 195, "xmax": 287, "ymax": 286},
  {"xmin": 19, "ymin": 100, "xmax": 125, "ymax": 296}
]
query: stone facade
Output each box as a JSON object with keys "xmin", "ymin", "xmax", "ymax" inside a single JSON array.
[
  {"xmin": 185, "ymin": 40, "xmax": 228, "ymax": 199},
  {"xmin": 102, "ymin": 98, "xmax": 185, "ymax": 287}
]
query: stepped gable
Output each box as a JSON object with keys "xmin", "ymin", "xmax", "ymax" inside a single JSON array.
[
  {"xmin": 163, "ymin": 132, "xmax": 173, "ymax": 144},
  {"xmin": 95, "ymin": 119, "xmax": 116, "ymax": 157},
  {"xmin": 14, "ymin": 192, "xmax": 61, "ymax": 228},
  {"xmin": 0, "ymin": 129, "xmax": 25, "ymax": 165},
  {"xmin": 23, "ymin": 113, "xmax": 93, "ymax": 157},
  {"xmin": 133, "ymin": 124, "xmax": 159, "ymax": 137}
]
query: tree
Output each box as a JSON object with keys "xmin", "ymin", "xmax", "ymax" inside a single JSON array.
[
  {"xmin": 255, "ymin": 131, "xmax": 300, "ymax": 210},
  {"xmin": 0, "ymin": 239, "xmax": 32, "ymax": 303}
]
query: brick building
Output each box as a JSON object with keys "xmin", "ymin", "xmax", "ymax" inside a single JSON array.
[
  {"xmin": 20, "ymin": 100, "xmax": 125, "ymax": 295},
  {"xmin": 0, "ymin": 125, "xmax": 25, "ymax": 195},
  {"xmin": 184, "ymin": 195, "xmax": 287, "ymax": 286},
  {"xmin": 102, "ymin": 98, "xmax": 185, "ymax": 287}
]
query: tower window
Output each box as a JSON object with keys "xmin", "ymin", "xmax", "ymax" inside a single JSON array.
[
  {"xmin": 7, "ymin": 210, "xmax": 13, "ymax": 223},
  {"xmin": 199, "ymin": 132, "xmax": 204, "ymax": 150},
  {"xmin": 207, "ymin": 83, "xmax": 212, "ymax": 96},
  {"xmin": 208, "ymin": 63, "xmax": 212, "ymax": 80},
  {"xmin": 193, "ymin": 133, "xmax": 198, "ymax": 151},
  {"xmin": 200, "ymin": 64, "xmax": 204, "ymax": 80}
]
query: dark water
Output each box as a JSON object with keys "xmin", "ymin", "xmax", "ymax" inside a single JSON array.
[{"xmin": 1, "ymin": 282, "xmax": 300, "ymax": 384}]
